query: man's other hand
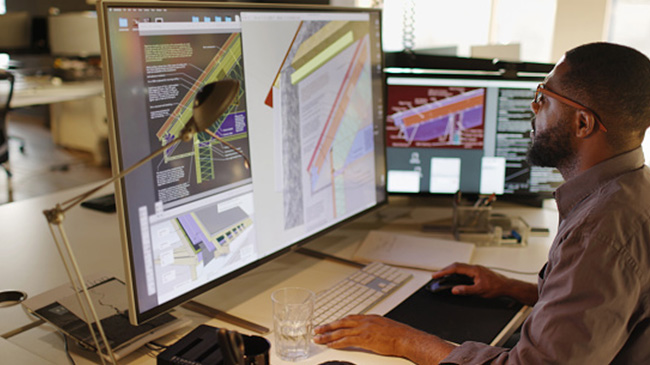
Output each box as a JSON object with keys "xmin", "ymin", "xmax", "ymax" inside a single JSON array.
[
  {"xmin": 433, "ymin": 263, "xmax": 539, "ymax": 306},
  {"xmin": 313, "ymin": 314, "xmax": 454, "ymax": 363}
]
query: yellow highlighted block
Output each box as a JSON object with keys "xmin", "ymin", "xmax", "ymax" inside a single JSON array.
[{"xmin": 290, "ymin": 31, "xmax": 354, "ymax": 85}]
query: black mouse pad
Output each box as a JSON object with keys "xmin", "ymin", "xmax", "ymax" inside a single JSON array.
[{"xmin": 384, "ymin": 281, "xmax": 523, "ymax": 345}]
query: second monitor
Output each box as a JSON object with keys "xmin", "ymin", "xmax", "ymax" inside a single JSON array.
[{"xmin": 385, "ymin": 72, "xmax": 563, "ymax": 201}]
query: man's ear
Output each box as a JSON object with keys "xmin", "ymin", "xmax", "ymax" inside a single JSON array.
[{"xmin": 575, "ymin": 110, "xmax": 598, "ymax": 138}]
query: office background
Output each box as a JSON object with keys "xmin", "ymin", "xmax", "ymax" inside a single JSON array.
[
  {"xmin": 1, "ymin": 0, "xmax": 649, "ymax": 203},
  {"xmin": 0, "ymin": 1, "xmax": 647, "ymax": 363},
  {"xmin": 3, "ymin": 0, "xmax": 650, "ymax": 58}
]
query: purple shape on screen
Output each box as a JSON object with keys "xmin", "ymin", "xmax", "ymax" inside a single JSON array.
[
  {"xmin": 407, "ymin": 116, "xmax": 449, "ymax": 141},
  {"xmin": 462, "ymin": 107, "xmax": 483, "ymax": 129},
  {"xmin": 177, "ymin": 214, "xmax": 216, "ymax": 252},
  {"xmin": 215, "ymin": 112, "xmax": 247, "ymax": 138}
]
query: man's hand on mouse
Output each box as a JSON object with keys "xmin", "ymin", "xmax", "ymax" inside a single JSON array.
[{"xmin": 432, "ymin": 263, "xmax": 511, "ymax": 298}]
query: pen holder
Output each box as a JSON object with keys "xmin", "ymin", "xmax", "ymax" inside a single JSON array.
[
  {"xmin": 453, "ymin": 204, "xmax": 492, "ymax": 235},
  {"xmin": 452, "ymin": 202, "xmax": 530, "ymax": 247}
]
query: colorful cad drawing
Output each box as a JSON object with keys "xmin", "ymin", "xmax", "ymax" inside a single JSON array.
[
  {"xmin": 154, "ymin": 206, "xmax": 253, "ymax": 283},
  {"xmin": 390, "ymin": 88, "xmax": 485, "ymax": 148},
  {"xmin": 268, "ymin": 20, "xmax": 376, "ymax": 225},
  {"xmin": 155, "ymin": 33, "xmax": 247, "ymax": 185}
]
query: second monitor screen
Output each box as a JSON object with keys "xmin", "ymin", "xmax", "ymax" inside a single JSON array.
[{"xmin": 385, "ymin": 76, "xmax": 563, "ymax": 197}]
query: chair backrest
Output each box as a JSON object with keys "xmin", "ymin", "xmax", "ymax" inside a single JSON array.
[{"xmin": 0, "ymin": 70, "xmax": 14, "ymax": 164}]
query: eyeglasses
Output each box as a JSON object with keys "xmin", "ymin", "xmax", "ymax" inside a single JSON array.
[{"xmin": 534, "ymin": 83, "xmax": 608, "ymax": 132}]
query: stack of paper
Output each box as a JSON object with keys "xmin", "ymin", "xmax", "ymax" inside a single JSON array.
[{"xmin": 353, "ymin": 230, "xmax": 475, "ymax": 271}]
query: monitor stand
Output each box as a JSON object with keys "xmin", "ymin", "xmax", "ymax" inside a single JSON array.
[
  {"xmin": 181, "ymin": 301, "xmax": 269, "ymax": 334},
  {"xmin": 295, "ymin": 246, "xmax": 364, "ymax": 268},
  {"xmin": 181, "ymin": 247, "xmax": 363, "ymax": 335}
]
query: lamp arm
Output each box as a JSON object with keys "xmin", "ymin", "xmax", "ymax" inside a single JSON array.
[
  {"xmin": 54, "ymin": 135, "xmax": 183, "ymax": 216},
  {"xmin": 47, "ymin": 108, "xmax": 252, "ymax": 219},
  {"xmin": 203, "ymin": 129, "xmax": 250, "ymax": 168}
]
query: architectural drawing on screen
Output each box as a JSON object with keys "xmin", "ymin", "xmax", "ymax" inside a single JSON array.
[
  {"xmin": 266, "ymin": 20, "xmax": 376, "ymax": 231},
  {"xmin": 389, "ymin": 88, "xmax": 485, "ymax": 148},
  {"xmin": 149, "ymin": 200, "xmax": 256, "ymax": 304},
  {"xmin": 142, "ymin": 30, "xmax": 251, "ymax": 204}
]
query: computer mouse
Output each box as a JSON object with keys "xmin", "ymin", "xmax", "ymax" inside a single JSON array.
[{"xmin": 425, "ymin": 273, "xmax": 474, "ymax": 294}]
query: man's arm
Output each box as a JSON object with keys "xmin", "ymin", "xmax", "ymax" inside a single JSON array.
[
  {"xmin": 433, "ymin": 263, "xmax": 538, "ymax": 306},
  {"xmin": 313, "ymin": 315, "xmax": 456, "ymax": 364},
  {"xmin": 314, "ymin": 264, "xmax": 540, "ymax": 363}
]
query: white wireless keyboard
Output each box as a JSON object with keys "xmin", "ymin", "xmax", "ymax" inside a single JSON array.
[{"xmin": 313, "ymin": 262, "xmax": 412, "ymax": 326}]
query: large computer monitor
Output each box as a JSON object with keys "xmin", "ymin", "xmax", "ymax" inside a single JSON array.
[
  {"xmin": 97, "ymin": 0, "xmax": 386, "ymax": 324},
  {"xmin": 384, "ymin": 53, "xmax": 563, "ymax": 203}
]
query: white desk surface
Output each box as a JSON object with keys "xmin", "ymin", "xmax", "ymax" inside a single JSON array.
[
  {"xmin": 0, "ymin": 187, "xmax": 558, "ymax": 364},
  {"xmin": 0, "ymin": 337, "xmax": 56, "ymax": 364},
  {"xmin": 1, "ymin": 76, "xmax": 104, "ymax": 108}
]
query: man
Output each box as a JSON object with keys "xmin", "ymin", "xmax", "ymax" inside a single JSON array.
[{"xmin": 313, "ymin": 42, "xmax": 650, "ymax": 364}]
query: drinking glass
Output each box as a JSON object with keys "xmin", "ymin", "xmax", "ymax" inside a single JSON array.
[{"xmin": 271, "ymin": 287, "xmax": 314, "ymax": 361}]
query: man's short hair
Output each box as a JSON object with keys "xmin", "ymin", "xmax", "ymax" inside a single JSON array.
[{"xmin": 562, "ymin": 42, "xmax": 650, "ymax": 144}]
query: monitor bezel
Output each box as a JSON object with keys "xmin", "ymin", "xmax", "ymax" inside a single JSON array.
[{"xmin": 97, "ymin": 0, "xmax": 387, "ymax": 325}]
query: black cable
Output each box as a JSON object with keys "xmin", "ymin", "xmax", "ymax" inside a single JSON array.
[
  {"xmin": 148, "ymin": 341, "xmax": 169, "ymax": 350},
  {"xmin": 144, "ymin": 343, "xmax": 161, "ymax": 354},
  {"xmin": 25, "ymin": 311, "xmax": 76, "ymax": 365},
  {"xmin": 59, "ymin": 330, "xmax": 77, "ymax": 365},
  {"xmin": 145, "ymin": 341, "xmax": 169, "ymax": 358}
]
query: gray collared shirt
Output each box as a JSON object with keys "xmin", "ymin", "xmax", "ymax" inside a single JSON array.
[{"xmin": 442, "ymin": 147, "xmax": 650, "ymax": 364}]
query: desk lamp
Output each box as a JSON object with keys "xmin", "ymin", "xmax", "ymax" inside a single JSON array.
[{"xmin": 43, "ymin": 79, "xmax": 246, "ymax": 364}]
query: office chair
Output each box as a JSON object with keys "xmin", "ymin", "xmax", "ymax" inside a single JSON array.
[{"xmin": 0, "ymin": 69, "xmax": 24, "ymax": 203}]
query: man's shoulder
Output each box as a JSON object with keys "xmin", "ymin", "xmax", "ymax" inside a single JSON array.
[
  {"xmin": 584, "ymin": 166, "xmax": 650, "ymax": 219},
  {"xmin": 568, "ymin": 169, "xmax": 650, "ymax": 276}
]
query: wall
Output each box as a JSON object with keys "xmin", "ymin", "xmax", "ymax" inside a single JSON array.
[
  {"xmin": 7, "ymin": 0, "xmax": 96, "ymax": 17},
  {"xmin": 551, "ymin": 0, "xmax": 611, "ymax": 62}
]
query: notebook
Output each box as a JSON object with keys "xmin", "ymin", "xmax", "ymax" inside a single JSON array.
[{"xmin": 353, "ymin": 230, "xmax": 475, "ymax": 271}]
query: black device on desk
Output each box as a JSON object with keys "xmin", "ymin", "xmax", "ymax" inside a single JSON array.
[
  {"xmin": 425, "ymin": 274, "xmax": 474, "ymax": 294},
  {"xmin": 386, "ymin": 279, "xmax": 527, "ymax": 346},
  {"xmin": 81, "ymin": 193, "xmax": 116, "ymax": 213},
  {"xmin": 157, "ymin": 325, "xmax": 225, "ymax": 365},
  {"xmin": 158, "ymin": 325, "xmax": 270, "ymax": 365}
]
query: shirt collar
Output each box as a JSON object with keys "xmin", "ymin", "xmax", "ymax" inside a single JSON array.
[{"xmin": 554, "ymin": 147, "xmax": 646, "ymax": 220}]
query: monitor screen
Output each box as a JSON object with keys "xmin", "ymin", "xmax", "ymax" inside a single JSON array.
[
  {"xmin": 98, "ymin": 1, "xmax": 386, "ymax": 324},
  {"xmin": 385, "ymin": 73, "xmax": 563, "ymax": 201}
]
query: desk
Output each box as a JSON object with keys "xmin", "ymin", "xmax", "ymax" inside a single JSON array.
[
  {"xmin": 0, "ymin": 188, "xmax": 557, "ymax": 364},
  {"xmin": 1, "ymin": 76, "xmax": 108, "ymax": 164},
  {"xmin": 9, "ymin": 78, "xmax": 104, "ymax": 109}
]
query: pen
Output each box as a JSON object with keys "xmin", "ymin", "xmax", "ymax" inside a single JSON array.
[
  {"xmin": 485, "ymin": 193, "xmax": 496, "ymax": 206},
  {"xmin": 510, "ymin": 229, "xmax": 522, "ymax": 243},
  {"xmin": 473, "ymin": 196, "xmax": 484, "ymax": 208}
]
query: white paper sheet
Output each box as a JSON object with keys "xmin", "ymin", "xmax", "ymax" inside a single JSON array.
[{"xmin": 353, "ymin": 230, "xmax": 474, "ymax": 271}]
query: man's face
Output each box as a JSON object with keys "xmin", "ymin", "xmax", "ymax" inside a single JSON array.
[
  {"xmin": 527, "ymin": 59, "xmax": 577, "ymax": 168},
  {"xmin": 527, "ymin": 114, "xmax": 574, "ymax": 167}
]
